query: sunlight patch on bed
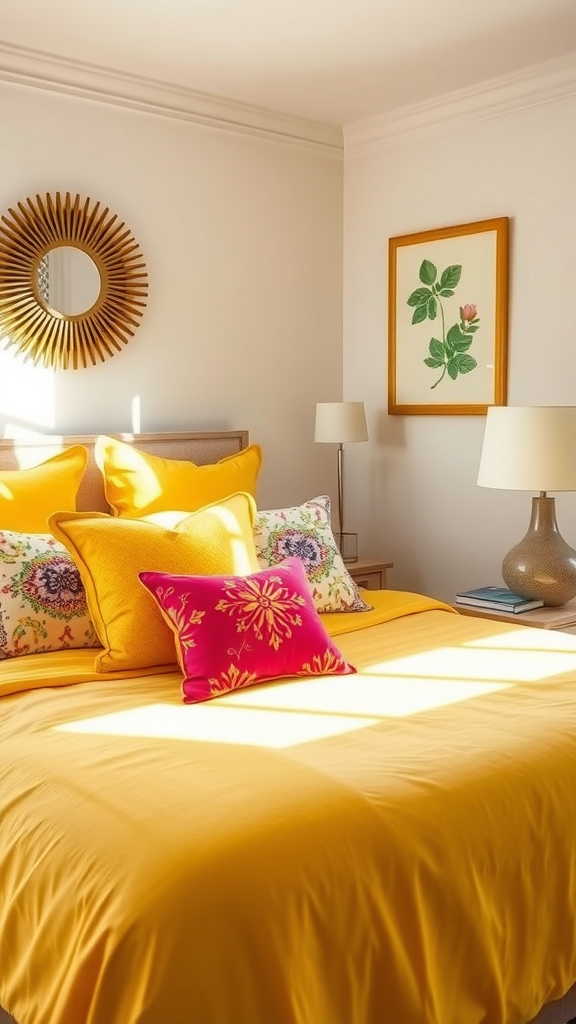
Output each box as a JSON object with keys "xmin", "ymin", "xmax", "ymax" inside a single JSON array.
[
  {"xmin": 223, "ymin": 674, "xmax": 511, "ymax": 717},
  {"xmin": 54, "ymin": 631, "xmax": 575, "ymax": 747},
  {"xmin": 54, "ymin": 670, "xmax": 513, "ymax": 747},
  {"xmin": 363, "ymin": 643, "xmax": 576, "ymax": 683},
  {"xmin": 55, "ymin": 701, "xmax": 378, "ymax": 747},
  {"xmin": 465, "ymin": 628, "xmax": 576, "ymax": 652}
]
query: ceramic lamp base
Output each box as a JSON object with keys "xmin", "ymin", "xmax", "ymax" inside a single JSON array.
[{"xmin": 502, "ymin": 495, "xmax": 576, "ymax": 607}]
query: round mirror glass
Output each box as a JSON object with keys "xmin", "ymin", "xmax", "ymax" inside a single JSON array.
[{"xmin": 38, "ymin": 246, "xmax": 101, "ymax": 316}]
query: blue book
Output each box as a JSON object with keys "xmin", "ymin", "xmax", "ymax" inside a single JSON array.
[{"xmin": 455, "ymin": 585, "xmax": 544, "ymax": 613}]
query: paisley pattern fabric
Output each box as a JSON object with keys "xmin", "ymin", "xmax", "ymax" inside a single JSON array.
[
  {"xmin": 253, "ymin": 495, "xmax": 372, "ymax": 613},
  {"xmin": 139, "ymin": 556, "xmax": 355, "ymax": 703},
  {"xmin": 0, "ymin": 531, "xmax": 99, "ymax": 659}
]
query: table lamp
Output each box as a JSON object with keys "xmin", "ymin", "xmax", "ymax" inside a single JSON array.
[
  {"xmin": 314, "ymin": 401, "xmax": 368, "ymax": 563},
  {"xmin": 477, "ymin": 405, "xmax": 576, "ymax": 606}
]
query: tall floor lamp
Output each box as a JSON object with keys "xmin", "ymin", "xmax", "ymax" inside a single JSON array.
[
  {"xmin": 477, "ymin": 405, "xmax": 576, "ymax": 606},
  {"xmin": 314, "ymin": 401, "xmax": 368, "ymax": 563}
]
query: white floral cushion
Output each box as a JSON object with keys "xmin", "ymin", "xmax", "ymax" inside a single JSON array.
[
  {"xmin": 253, "ymin": 495, "xmax": 372, "ymax": 613},
  {"xmin": 0, "ymin": 530, "xmax": 99, "ymax": 659}
]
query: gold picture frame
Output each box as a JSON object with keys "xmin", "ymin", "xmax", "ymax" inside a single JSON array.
[{"xmin": 388, "ymin": 216, "xmax": 509, "ymax": 415}]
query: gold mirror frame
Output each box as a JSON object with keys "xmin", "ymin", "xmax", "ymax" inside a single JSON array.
[{"xmin": 0, "ymin": 192, "xmax": 148, "ymax": 369}]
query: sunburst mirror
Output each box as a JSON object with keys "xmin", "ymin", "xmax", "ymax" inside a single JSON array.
[{"xmin": 0, "ymin": 191, "xmax": 148, "ymax": 369}]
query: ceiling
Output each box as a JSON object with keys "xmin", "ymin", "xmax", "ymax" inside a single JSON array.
[{"xmin": 2, "ymin": 0, "xmax": 576, "ymax": 125}]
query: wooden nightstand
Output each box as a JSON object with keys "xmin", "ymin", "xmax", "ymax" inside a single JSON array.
[
  {"xmin": 347, "ymin": 559, "xmax": 393, "ymax": 591},
  {"xmin": 454, "ymin": 598, "xmax": 576, "ymax": 634}
]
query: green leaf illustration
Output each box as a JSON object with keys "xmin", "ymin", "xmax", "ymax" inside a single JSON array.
[
  {"xmin": 406, "ymin": 254, "xmax": 479, "ymax": 389},
  {"xmin": 407, "ymin": 287, "xmax": 432, "ymax": 307},
  {"xmin": 419, "ymin": 260, "xmax": 437, "ymax": 285},
  {"xmin": 446, "ymin": 323, "xmax": 469, "ymax": 345},
  {"xmin": 454, "ymin": 353, "xmax": 477, "ymax": 373},
  {"xmin": 412, "ymin": 305, "xmax": 428, "ymax": 325},
  {"xmin": 447, "ymin": 353, "xmax": 477, "ymax": 379},
  {"xmin": 428, "ymin": 338, "xmax": 444, "ymax": 360},
  {"xmin": 439, "ymin": 265, "xmax": 462, "ymax": 290},
  {"xmin": 452, "ymin": 336, "xmax": 473, "ymax": 352}
]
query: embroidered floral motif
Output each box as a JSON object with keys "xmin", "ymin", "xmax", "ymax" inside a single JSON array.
[
  {"xmin": 14, "ymin": 552, "xmax": 86, "ymax": 618},
  {"xmin": 209, "ymin": 664, "xmax": 258, "ymax": 695},
  {"xmin": 153, "ymin": 586, "xmax": 205, "ymax": 654},
  {"xmin": 268, "ymin": 526, "xmax": 327, "ymax": 579},
  {"xmin": 215, "ymin": 573, "xmax": 305, "ymax": 651},
  {"xmin": 301, "ymin": 649, "xmax": 348, "ymax": 675},
  {"xmin": 0, "ymin": 536, "xmax": 26, "ymax": 563},
  {"xmin": 0, "ymin": 609, "xmax": 8, "ymax": 649},
  {"xmin": 0, "ymin": 530, "xmax": 98, "ymax": 660},
  {"xmin": 227, "ymin": 640, "xmax": 252, "ymax": 660},
  {"xmin": 12, "ymin": 618, "xmax": 48, "ymax": 657}
]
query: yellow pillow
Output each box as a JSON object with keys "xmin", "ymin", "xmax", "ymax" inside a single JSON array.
[
  {"xmin": 0, "ymin": 446, "xmax": 88, "ymax": 533},
  {"xmin": 49, "ymin": 492, "xmax": 260, "ymax": 673},
  {"xmin": 95, "ymin": 435, "xmax": 263, "ymax": 518}
]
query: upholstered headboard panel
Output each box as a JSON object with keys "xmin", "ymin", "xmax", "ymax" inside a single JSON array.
[{"xmin": 0, "ymin": 430, "xmax": 249, "ymax": 514}]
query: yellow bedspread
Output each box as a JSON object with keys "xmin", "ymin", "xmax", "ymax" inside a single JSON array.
[{"xmin": 2, "ymin": 599, "xmax": 576, "ymax": 1024}]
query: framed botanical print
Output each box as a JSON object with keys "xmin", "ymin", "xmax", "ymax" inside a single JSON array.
[{"xmin": 388, "ymin": 217, "xmax": 509, "ymax": 415}]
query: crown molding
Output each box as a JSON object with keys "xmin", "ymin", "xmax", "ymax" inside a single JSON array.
[
  {"xmin": 0, "ymin": 41, "xmax": 343, "ymax": 158},
  {"xmin": 344, "ymin": 52, "xmax": 576, "ymax": 157}
]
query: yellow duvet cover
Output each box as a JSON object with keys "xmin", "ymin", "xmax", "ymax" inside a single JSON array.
[{"xmin": 2, "ymin": 593, "xmax": 576, "ymax": 1024}]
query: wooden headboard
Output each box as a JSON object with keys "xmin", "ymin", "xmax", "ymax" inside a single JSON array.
[{"xmin": 0, "ymin": 430, "xmax": 249, "ymax": 514}]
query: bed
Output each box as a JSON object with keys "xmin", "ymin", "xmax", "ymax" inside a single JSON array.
[{"xmin": 2, "ymin": 430, "xmax": 576, "ymax": 1024}]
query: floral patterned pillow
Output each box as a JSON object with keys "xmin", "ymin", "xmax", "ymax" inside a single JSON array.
[
  {"xmin": 0, "ymin": 530, "xmax": 99, "ymax": 659},
  {"xmin": 139, "ymin": 556, "xmax": 355, "ymax": 704},
  {"xmin": 253, "ymin": 495, "xmax": 372, "ymax": 613}
]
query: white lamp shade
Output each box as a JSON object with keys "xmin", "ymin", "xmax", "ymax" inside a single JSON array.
[
  {"xmin": 314, "ymin": 402, "xmax": 368, "ymax": 443},
  {"xmin": 478, "ymin": 406, "xmax": 576, "ymax": 492}
]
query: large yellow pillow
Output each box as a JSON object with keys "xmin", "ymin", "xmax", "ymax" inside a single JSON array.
[
  {"xmin": 94, "ymin": 435, "xmax": 263, "ymax": 518},
  {"xmin": 48, "ymin": 492, "xmax": 260, "ymax": 673},
  {"xmin": 0, "ymin": 446, "xmax": 88, "ymax": 533}
]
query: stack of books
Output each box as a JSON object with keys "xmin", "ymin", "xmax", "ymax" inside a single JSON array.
[{"xmin": 455, "ymin": 585, "xmax": 544, "ymax": 614}]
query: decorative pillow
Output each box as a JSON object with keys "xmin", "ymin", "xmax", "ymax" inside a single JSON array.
[
  {"xmin": 48, "ymin": 492, "xmax": 260, "ymax": 673},
  {"xmin": 94, "ymin": 435, "xmax": 263, "ymax": 518},
  {"xmin": 0, "ymin": 530, "xmax": 99, "ymax": 659},
  {"xmin": 0, "ymin": 445, "xmax": 88, "ymax": 533},
  {"xmin": 139, "ymin": 556, "xmax": 356, "ymax": 704},
  {"xmin": 254, "ymin": 495, "xmax": 372, "ymax": 614}
]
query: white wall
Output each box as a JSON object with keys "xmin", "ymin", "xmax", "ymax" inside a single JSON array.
[
  {"xmin": 5, "ymin": 64, "xmax": 576, "ymax": 601},
  {"xmin": 0, "ymin": 79, "xmax": 344, "ymax": 510},
  {"xmin": 344, "ymin": 86, "xmax": 576, "ymax": 601}
]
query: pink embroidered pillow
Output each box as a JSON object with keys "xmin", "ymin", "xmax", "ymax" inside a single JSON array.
[{"xmin": 139, "ymin": 556, "xmax": 355, "ymax": 703}]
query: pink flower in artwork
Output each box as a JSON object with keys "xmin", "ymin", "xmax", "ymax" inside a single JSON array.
[{"xmin": 460, "ymin": 303, "xmax": 477, "ymax": 321}]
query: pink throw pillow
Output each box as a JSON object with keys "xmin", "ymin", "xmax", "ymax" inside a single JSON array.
[{"xmin": 139, "ymin": 556, "xmax": 355, "ymax": 703}]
